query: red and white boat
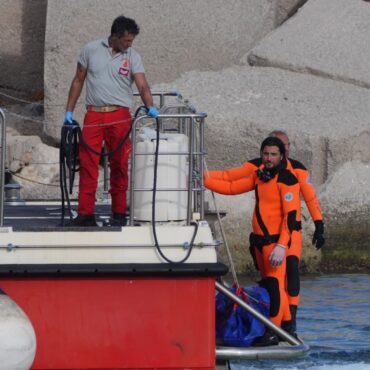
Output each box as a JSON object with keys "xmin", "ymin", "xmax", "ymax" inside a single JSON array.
[{"xmin": 0, "ymin": 94, "xmax": 308, "ymax": 370}]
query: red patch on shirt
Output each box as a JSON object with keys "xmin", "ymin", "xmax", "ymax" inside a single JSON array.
[{"xmin": 119, "ymin": 58, "xmax": 130, "ymax": 77}]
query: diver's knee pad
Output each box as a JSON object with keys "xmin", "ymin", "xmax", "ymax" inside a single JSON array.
[
  {"xmin": 264, "ymin": 277, "xmax": 280, "ymax": 317},
  {"xmin": 286, "ymin": 256, "xmax": 300, "ymax": 297}
]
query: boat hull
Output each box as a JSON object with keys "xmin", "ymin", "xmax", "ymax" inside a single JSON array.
[{"xmin": 1, "ymin": 275, "xmax": 218, "ymax": 370}]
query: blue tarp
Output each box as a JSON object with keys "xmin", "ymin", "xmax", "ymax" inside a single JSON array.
[{"xmin": 216, "ymin": 285, "xmax": 270, "ymax": 347}]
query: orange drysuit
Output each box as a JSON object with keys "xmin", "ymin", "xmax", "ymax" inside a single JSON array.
[
  {"xmin": 208, "ymin": 157, "xmax": 323, "ymax": 306},
  {"xmin": 205, "ymin": 166, "xmax": 301, "ymax": 326}
]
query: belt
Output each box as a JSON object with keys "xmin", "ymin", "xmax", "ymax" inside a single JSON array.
[
  {"xmin": 249, "ymin": 233, "xmax": 280, "ymax": 249},
  {"xmin": 86, "ymin": 105, "xmax": 121, "ymax": 112}
]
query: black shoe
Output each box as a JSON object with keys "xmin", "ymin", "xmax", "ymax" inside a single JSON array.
[
  {"xmin": 281, "ymin": 320, "xmax": 298, "ymax": 340},
  {"xmin": 280, "ymin": 305, "xmax": 298, "ymax": 339},
  {"xmin": 65, "ymin": 214, "xmax": 97, "ymax": 227},
  {"xmin": 289, "ymin": 305, "xmax": 298, "ymax": 333},
  {"xmin": 252, "ymin": 329, "xmax": 279, "ymax": 347},
  {"xmin": 109, "ymin": 213, "xmax": 127, "ymax": 227}
]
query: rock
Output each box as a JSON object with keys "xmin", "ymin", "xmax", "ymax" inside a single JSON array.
[
  {"xmin": 4, "ymin": 103, "xmax": 44, "ymax": 137},
  {"xmin": 16, "ymin": 143, "xmax": 61, "ymax": 200},
  {"xmin": 154, "ymin": 65, "xmax": 370, "ymax": 186},
  {"xmin": 0, "ymin": 0, "xmax": 47, "ymax": 94},
  {"xmin": 6, "ymin": 135, "xmax": 42, "ymax": 173},
  {"xmin": 4, "ymin": 131, "xmax": 113, "ymax": 201},
  {"xmin": 247, "ymin": 0, "xmax": 370, "ymax": 89},
  {"xmin": 320, "ymin": 161, "xmax": 370, "ymax": 214},
  {"xmin": 318, "ymin": 161, "xmax": 370, "ymax": 272},
  {"xmin": 275, "ymin": 0, "xmax": 308, "ymax": 26}
]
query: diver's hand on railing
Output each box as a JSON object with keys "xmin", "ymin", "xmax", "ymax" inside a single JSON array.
[{"xmin": 146, "ymin": 106, "xmax": 160, "ymax": 118}]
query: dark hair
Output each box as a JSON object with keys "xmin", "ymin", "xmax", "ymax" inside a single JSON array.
[
  {"xmin": 111, "ymin": 15, "xmax": 140, "ymax": 37},
  {"xmin": 260, "ymin": 136, "xmax": 286, "ymax": 156}
]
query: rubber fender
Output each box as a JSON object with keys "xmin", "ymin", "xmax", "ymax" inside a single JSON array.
[{"xmin": 0, "ymin": 289, "xmax": 36, "ymax": 370}]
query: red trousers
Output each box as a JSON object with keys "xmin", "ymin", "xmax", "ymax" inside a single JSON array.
[{"xmin": 78, "ymin": 108, "xmax": 131, "ymax": 215}]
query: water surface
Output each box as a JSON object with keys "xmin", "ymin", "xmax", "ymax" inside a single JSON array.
[{"xmin": 228, "ymin": 274, "xmax": 370, "ymax": 370}]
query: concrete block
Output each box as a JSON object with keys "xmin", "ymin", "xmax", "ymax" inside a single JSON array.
[
  {"xmin": 0, "ymin": 0, "xmax": 46, "ymax": 94},
  {"xmin": 275, "ymin": 0, "xmax": 308, "ymax": 25},
  {"xmin": 43, "ymin": 0, "xmax": 277, "ymax": 141},
  {"xmin": 319, "ymin": 161, "xmax": 370, "ymax": 271},
  {"xmin": 155, "ymin": 65, "xmax": 370, "ymax": 185},
  {"xmin": 247, "ymin": 0, "xmax": 370, "ymax": 89}
]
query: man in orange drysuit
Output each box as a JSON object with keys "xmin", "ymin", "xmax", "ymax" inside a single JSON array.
[
  {"xmin": 269, "ymin": 130, "xmax": 324, "ymax": 335},
  {"xmin": 207, "ymin": 130, "xmax": 324, "ymax": 337},
  {"xmin": 205, "ymin": 136, "xmax": 301, "ymax": 346}
]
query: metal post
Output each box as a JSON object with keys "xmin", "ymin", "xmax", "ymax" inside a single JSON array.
[
  {"xmin": 0, "ymin": 108, "xmax": 6, "ymax": 226},
  {"xmin": 186, "ymin": 118, "xmax": 194, "ymax": 225},
  {"xmin": 199, "ymin": 116, "xmax": 205, "ymax": 220},
  {"xmin": 159, "ymin": 94, "xmax": 165, "ymax": 109},
  {"xmin": 129, "ymin": 119, "xmax": 137, "ymax": 226}
]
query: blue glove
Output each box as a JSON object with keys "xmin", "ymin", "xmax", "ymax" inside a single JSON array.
[
  {"xmin": 147, "ymin": 106, "xmax": 159, "ymax": 118},
  {"xmin": 64, "ymin": 111, "xmax": 73, "ymax": 124}
]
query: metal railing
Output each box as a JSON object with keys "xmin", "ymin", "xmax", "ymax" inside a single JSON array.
[
  {"xmin": 129, "ymin": 112, "xmax": 207, "ymax": 226},
  {"xmin": 134, "ymin": 91, "xmax": 181, "ymax": 108},
  {"xmin": 0, "ymin": 108, "xmax": 5, "ymax": 226},
  {"xmin": 0, "ymin": 92, "xmax": 206, "ymax": 228}
]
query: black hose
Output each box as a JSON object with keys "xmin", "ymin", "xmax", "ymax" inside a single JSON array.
[
  {"xmin": 59, "ymin": 125, "xmax": 80, "ymax": 225},
  {"xmin": 151, "ymin": 117, "xmax": 198, "ymax": 263}
]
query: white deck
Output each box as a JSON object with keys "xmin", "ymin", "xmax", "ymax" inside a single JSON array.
[{"xmin": 0, "ymin": 221, "xmax": 217, "ymax": 265}]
